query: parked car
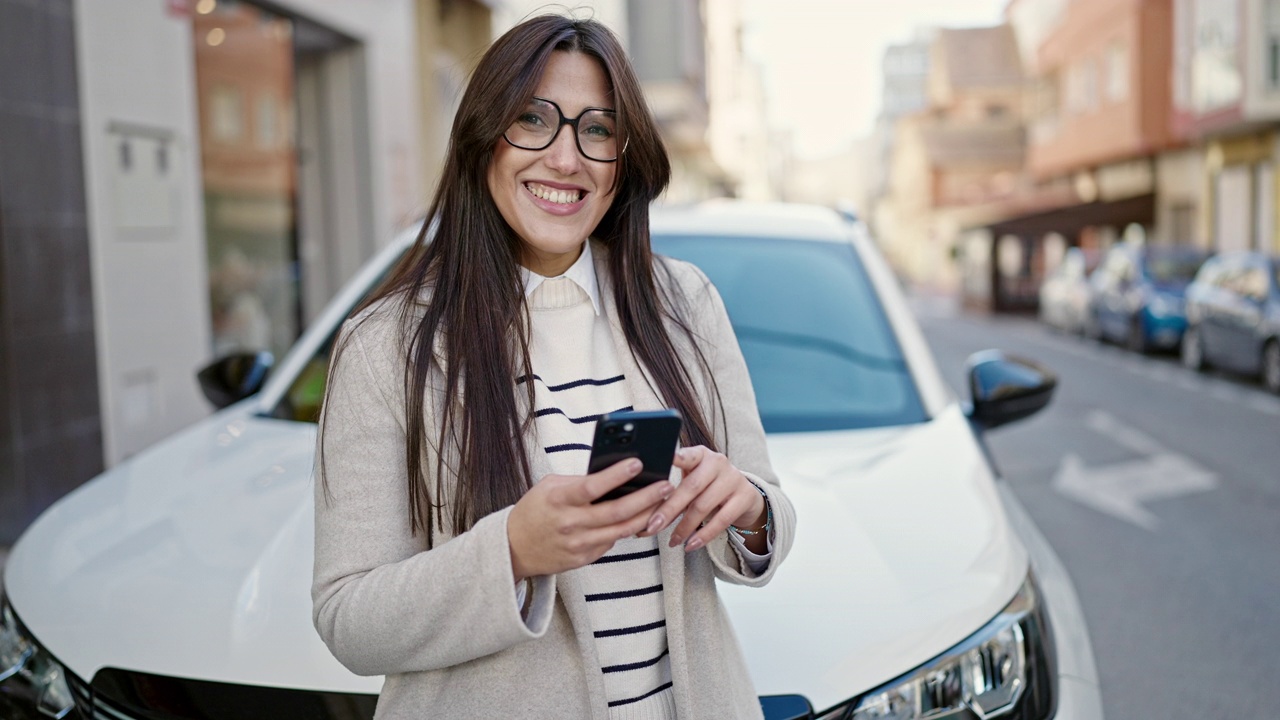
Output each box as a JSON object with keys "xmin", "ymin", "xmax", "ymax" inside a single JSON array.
[
  {"xmin": 1086, "ymin": 243, "xmax": 1209, "ymax": 353},
  {"xmin": 1040, "ymin": 247, "xmax": 1097, "ymax": 334},
  {"xmin": 1, "ymin": 202, "xmax": 1103, "ymax": 720},
  {"xmin": 1182, "ymin": 251, "xmax": 1280, "ymax": 393}
]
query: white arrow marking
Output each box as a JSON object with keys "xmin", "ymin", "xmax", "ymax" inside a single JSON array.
[{"xmin": 1052, "ymin": 412, "xmax": 1218, "ymax": 531}]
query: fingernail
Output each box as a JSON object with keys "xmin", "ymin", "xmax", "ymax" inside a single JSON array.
[
  {"xmin": 684, "ymin": 536, "xmax": 704, "ymax": 552},
  {"xmin": 660, "ymin": 483, "xmax": 674, "ymax": 499},
  {"xmin": 645, "ymin": 513, "xmax": 665, "ymax": 535},
  {"xmin": 629, "ymin": 458, "xmax": 643, "ymax": 473},
  {"xmin": 669, "ymin": 534, "xmax": 683, "ymax": 548}
]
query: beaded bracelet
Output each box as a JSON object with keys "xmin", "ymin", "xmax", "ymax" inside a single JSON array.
[{"xmin": 730, "ymin": 482, "xmax": 772, "ymax": 537}]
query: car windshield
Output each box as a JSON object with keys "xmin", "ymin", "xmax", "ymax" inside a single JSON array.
[
  {"xmin": 1143, "ymin": 252, "xmax": 1205, "ymax": 286},
  {"xmin": 279, "ymin": 234, "xmax": 927, "ymax": 432},
  {"xmin": 651, "ymin": 234, "xmax": 925, "ymax": 433}
]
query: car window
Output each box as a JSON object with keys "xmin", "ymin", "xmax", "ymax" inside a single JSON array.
[
  {"xmin": 651, "ymin": 234, "xmax": 926, "ymax": 433},
  {"xmin": 1241, "ymin": 265, "xmax": 1268, "ymax": 301},
  {"xmin": 271, "ymin": 266, "xmax": 400, "ymax": 423},
  {"xmin": 1194, "ymin": 256, "xmax": 1223, "ymax": 287},
  {"xmin": 1143, "ymin": 251, "xmax": 1205, "ymax": 286}
]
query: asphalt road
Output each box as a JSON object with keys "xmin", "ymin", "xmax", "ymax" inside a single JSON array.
[{"xmin": 914, "ymin": 301, "xmax": 1280, "ymax": 719}]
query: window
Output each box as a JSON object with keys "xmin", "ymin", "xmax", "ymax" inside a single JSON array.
[
  {"xmin": 1267, "ymin": 0, "xmax": 1280, "ymax": 90},
  {"xmin": 1106, "ymin": 42, "xmax": 1129, "ymax": 102},
  {"xmin": 209, "ymin": 85, "xmax": 244, "ymax": 143}
]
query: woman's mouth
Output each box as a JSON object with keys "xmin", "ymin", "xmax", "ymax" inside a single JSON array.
[{"xmin": 524, "ymin": 181, "xmax": 584, "ymax": 205}]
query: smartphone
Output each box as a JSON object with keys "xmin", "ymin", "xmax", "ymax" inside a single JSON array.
[{"xmin": 588, "ymin": 409, "xmax": 683, "ymax": 503}]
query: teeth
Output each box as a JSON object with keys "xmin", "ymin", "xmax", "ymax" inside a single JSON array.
[{"xmin": 526, "ymin": 183, "xmax": 581, "ymax": 204}]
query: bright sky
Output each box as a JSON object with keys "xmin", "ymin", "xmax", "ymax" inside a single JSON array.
[{"xmin": 742, "ymin": 0, "xmax": 1010, "ymax": 159}]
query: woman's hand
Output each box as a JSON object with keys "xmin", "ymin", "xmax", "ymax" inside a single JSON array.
[
  {"xmin": 507, "ymin": 458, "xmax": 673, "ymax": 582},
  {"xmin": 640, "ymin": 446, "xmax": 767, "ymax": 553}
]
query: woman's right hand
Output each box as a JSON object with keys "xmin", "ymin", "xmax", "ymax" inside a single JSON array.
[{"xmin": 507, "ymin": 458, "xmax": 673, "ymax": 581}]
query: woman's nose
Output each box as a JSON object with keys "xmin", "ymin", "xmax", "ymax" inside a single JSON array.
[{"xmin": 543, "ymin": 125, "xmax": 582, "ymax": 174}]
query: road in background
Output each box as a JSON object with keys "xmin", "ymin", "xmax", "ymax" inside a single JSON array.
[{"xmin": 915, "ymin": 302, "xmax": 1280, "ymax": 719}]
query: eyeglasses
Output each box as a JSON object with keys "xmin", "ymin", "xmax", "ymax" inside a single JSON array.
[{"xmin": 502, "ymin": 97, "xmax": 620, "ymax": 163}]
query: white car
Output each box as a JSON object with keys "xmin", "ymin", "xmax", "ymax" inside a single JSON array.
[{"xmin": 1, "ymin": 202, "xmax": 1103, "ymax": 720}]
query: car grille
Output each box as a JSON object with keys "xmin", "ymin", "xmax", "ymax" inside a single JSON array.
[{"xmin": 64, "ymin": 667, "xmax": 377, "ymax": 720}]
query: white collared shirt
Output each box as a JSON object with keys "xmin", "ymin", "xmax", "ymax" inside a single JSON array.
[{"xmin": 520, "ymin": 240, "xmax": 602, "ymax": 316}]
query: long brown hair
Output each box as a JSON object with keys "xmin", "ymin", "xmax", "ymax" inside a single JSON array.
[{"xmin": 320, "ymin": 15, "xmax": 721, "ymax": 544}]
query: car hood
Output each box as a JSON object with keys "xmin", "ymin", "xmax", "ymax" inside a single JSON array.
[
  {"xmin": 5, "ymin": 405, "xmax": 1026, "ymax": 709},
  {"xmin": 722, "ymin": 405, "xmax": 1027, "ymax": 710}
]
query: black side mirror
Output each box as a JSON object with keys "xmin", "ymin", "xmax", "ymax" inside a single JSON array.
[
  {"xmin": 965, "ymin": 350, "xmax": 1056, "ymax": 430},
  {"xmin": 760, "ymin": 694, "xmax": 815, "ymax": 720},
  {"xmin": 197, "ymin": 351, "xmax": 274, "ymax": 409}
]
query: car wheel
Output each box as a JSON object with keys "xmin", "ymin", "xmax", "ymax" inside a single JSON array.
[
  {"xmin": 1182, "ymin": 325, "xmax": 1206, "ymax": 372},
  {"xmin": 1263, "ymin": 340, "xmax": 1280, "ymax": 394},
  {"xmin": 1127, "ymin": 318, "xmax": 1148, "ymax": 354}
]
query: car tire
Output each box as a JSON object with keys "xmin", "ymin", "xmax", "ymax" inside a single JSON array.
[
  {"xmin": 1127, "ymin": 317, "xmax": 1148, "ymax": 354},
  {"xmin": 1182, "ymin": 324, "xmax": 1206, "ymax": 372},
  {"xmin": 1263, "ymin": 339, "xmax": 1280, "ymax": 395}
]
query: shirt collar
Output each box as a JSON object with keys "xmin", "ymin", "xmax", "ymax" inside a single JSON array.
[{"xmin": 520, "ymin": 240, "xmax": 602, "ymax": 316}]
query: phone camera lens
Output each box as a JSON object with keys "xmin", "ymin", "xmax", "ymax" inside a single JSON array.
[
  {"xmin": 619, "ymin": 436, "xmax": 632, "ymax": 445},
  {"xmin": 604, "ymin": 425, "xmax": 618, "ymax": 435}
]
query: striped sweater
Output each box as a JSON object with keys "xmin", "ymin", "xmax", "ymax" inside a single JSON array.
[{"xmin": 525, "ymin": 273, "xmax": 676, "ymax": 719}]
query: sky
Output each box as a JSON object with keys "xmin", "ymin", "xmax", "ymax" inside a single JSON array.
[{"xmin": 741, "ymin": 0, "xmax": 1010, "ymax": 159}]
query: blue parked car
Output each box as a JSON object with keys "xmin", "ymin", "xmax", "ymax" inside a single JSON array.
[
  {"xmin": 1182, "ymin": 251, "xmax": 1280, "ymax": 394},
  {"xmin": 1086, "ymin": 243, "xmax": 1209, "ymax": 353}
]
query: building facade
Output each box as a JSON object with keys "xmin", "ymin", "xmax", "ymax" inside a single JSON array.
[
  {"xmin": 0, "ymin": 0, "xmax": 495, "ymax": 543},
  {"xmin": 958, "ymin": 0, "xmax": 1184, "ymax": 312},
  {"xmin": 877, "ymin": 24, "xmax": 1028, "ymax": 294},
  {"xmin": 1174, "ymin": 0, "xmax": 1280, "ymax": 255}
]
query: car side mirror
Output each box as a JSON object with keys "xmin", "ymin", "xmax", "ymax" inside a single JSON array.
[
  {"xmin": 965, "ymin": 350, "xmax": 1056, "ymax": 430},
  {"xmin": 197, "ymin": 351, "xmax": 274, "ymax": 409},
  {"xmin": 760, "ymin": 694, "xmax": 815, "ymax": 720}
]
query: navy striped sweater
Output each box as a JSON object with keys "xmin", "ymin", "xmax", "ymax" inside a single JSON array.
[{"xmin": 525, "ymin": 275, "xmax": 676, "ymax": 719}]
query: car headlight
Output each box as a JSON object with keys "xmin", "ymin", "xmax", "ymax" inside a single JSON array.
[
  {"xmin": 818, "ymin": 576, "xmax": 1054, "ymax": 720},
  {"xmin": 1, "ymin": 592, "xmax": 77, "ymax": 719}
]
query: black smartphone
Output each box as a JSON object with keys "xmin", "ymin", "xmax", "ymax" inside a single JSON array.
[{"xmin": 588, "ymin": 409, "xmax": 683, "ymax": 503}]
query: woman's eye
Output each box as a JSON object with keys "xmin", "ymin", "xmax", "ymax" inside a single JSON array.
[
  {"xmin": 518, "ymin": 113, "xmax": 547, "ymax": 127},
  {"xmin": 582, "ymin": 122, "xmax": 614, "ymax": 139}
]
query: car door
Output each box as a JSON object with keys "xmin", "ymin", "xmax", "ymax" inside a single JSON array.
[
  {"xmin": 1225, "ymin": 259, "xmax": 1270, "ymax": 372},
  {"xmin": 1198, "ymin": 256, "xmax": 1238, "ymax": 364}
]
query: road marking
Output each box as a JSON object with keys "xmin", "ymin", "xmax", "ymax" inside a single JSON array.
[{"xmin": 1053, "ymin": 411, "xmax": 1218, "ymax": 531}]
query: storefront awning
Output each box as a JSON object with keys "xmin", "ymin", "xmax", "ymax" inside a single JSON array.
[{"xmin": 980, "ymin": 192, "xmax": 1155, "ymax": 238}]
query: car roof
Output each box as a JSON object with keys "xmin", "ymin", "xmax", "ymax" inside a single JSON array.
[{"xmin": 650, "ymin": 201, "xmax": 852, "ymax": 244}]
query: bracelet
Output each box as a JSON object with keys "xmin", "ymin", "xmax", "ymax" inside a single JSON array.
[{"xmin": 730, "ymin": 482, "xmax": 771, "ymax": 537}]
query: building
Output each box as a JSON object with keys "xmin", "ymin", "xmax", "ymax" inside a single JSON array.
[
  {"xmin": 877, "ymin": 24, "xmax": 1028, "ymax": 293},
  {"xmin": 959, "ymin": 0, "xmax": 1182, "ymax": 312},
  {"xmin": 0, "ymin": 0, "xmax": 496, "ymax": 543},
  {"xmin": 1173, "ymin": 0, "xmax": 1280, "ymax": 255}
]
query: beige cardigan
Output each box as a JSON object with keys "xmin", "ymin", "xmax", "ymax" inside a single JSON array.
[{"xmin": 312, "ymin": 241, "xmax": 795, "ymax": 719}]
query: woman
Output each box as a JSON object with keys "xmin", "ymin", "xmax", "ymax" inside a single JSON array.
[{"xmin": 313, "ymin": 14, "xmax": 794, "ymax": 719}]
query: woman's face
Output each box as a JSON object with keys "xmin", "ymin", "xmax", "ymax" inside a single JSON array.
[{"xmin": 488, "ymin": 51, "xmax": 618, "ymax": 277}]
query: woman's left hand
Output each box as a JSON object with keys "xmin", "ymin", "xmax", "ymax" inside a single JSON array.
[{"xmin": 638, "ymin": 445, "xmax": 767, "ymax": 552}]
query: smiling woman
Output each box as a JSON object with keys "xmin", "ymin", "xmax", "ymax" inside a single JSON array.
[
  {"xmin": 311, "ymin": 14, "xmax": 794, "ymax": 720},
  {"xmin": 487, "ymin": 51, "xmax": 618, "ymax": 276}
]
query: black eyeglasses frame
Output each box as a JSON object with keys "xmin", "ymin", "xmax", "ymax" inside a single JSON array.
[{"xmin": 501, "ymin": 97, "xmax": 623, "ymax": 163}]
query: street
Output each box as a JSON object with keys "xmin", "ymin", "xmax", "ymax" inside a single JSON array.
[{"xmin": 916, "ymin": 301, "xmax": 1280, "ymax": 719}]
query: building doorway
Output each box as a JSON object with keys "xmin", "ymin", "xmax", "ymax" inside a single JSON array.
[{"xmin": 192, "ymin": 0, "xmax": 369, "ymax": 361}]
